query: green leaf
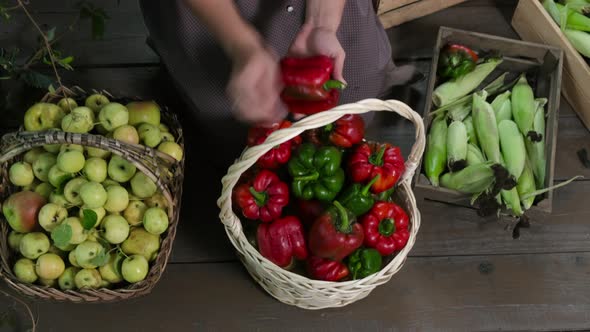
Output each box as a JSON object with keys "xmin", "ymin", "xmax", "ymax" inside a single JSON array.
[
  {"xmin": 89, "ymin": 249, "xmax": 109, "ymax": 267},
  {"xmin": 20, "ymin": 70, "xmax": 54, "ymax": 89},
  {"xmin": 48, "ymin": 84, "xmax": 56, "ymax": 93},
  {"xmin": 81, "ymin": 209, "xmax": 98, "ymax": 230},
  {"xmin": 51, "ymin": 223, "xmax": 73, "ymax": 248},
  {"xmin": 46, "ymin": 27, "xmax": 56, "ymax": 42},
  {"xmin": 61, "ymin": 56, "xmax": 74, "ymax": 64}
]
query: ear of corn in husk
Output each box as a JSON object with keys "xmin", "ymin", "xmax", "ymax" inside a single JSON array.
[
  {"xmin": 440, "ymin": 162, "xmax": 497, "ymax": 194},
  {"xmin": 447, "ymin": 121, "xmax": 468, "ymax": 172},
  {"xmin": 463, "ymin": 115, "xmax": 479, "ymax": 146},
  {"xmin": 473, "ymin": 91, "xmax": 502, "ymax": 164},
  {"xmin": 491, "ymin": 90, "xmax": 512, "ymax": 124},
  {"xmin": 525, "ymin": 98, "xmax": 548, "ymax": 188},
  {"xmin": 424, "ymin": 115, "xmax": 448, "ymax": 186},
  {"xmin": 563, "ymin": 29, "xmax": 590, "ymax": 58},
  {"xmin": 511, "ymin": 74, "xmax": 542, "ymax": 142},
  {"xmin": 517, "ymin": 159, "xmax": 536, "ymax": 210},
  {"xmin": 467, "ymin": 143, "xmax": 485, "ymax": 166},
  {"xmin": 499, "ymin": 119, "xmax": 526, "ymax": 180}
]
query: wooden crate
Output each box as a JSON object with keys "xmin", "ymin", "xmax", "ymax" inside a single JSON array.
[
  {"xmin": 376, "ymin": 0, "xmax": 470, "ymax": 28},
  {"xmin": 512, "ymin": 0, "xmax": 590, "ymax": 131},
  {"xmin": 412, "ymin": 26, "xmax": 563, "ymax": 213}
]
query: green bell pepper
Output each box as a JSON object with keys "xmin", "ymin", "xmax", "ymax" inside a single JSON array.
[
  {"xmin": 287, "ymin": 143, "xmax": 345, "ymax": 202},
  {"xmin": 338, "ymin": 174, "xmax": 380, "ymax": 216},
  {"xmin": 347, "ymin": 248, "xmax": 383, "ymax": 279}
]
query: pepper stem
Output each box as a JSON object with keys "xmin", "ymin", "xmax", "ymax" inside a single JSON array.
[
  {"xmin": 294, "ymin": 171, "xmax": 320, "ymax": 182},
  {"xmin": 361, "ymin": 174, "xmax": 380, "ymax": 195},
  {"xmin": 323, "ymin": 80, "xmax": 346, "ymax": 90},
  {"xmin": 249, "ymin": 187, "xmax": 268, "ymax": 207},
  {"xmin": 333, "ymin": 200, "xmax": 351, "ymax": 234},
  {"xmin": 378, "ymin": 218, "xmax": 395, "ymax": 237},
  {"xmin": 324, "ymin": 123, "xmax": 334, "ymax": 133},
  {"xmin": 369, "ymin": 145, "xmax": 386, "ymax": 166}
]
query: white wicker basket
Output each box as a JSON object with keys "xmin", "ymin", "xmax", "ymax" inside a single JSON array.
[{"xmin": 217, "ymin": 99, "xmax": 426, "ymax": 309}]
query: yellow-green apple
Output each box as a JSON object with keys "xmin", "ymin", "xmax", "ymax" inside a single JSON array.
[
  {"xmin": 121, "ymin": 254, "xmax": 148, "ymax": 283},
  {"xmin": 33, "ymin": 152, "xmax": 57, "ymax": 182},
  {"xmin": 23, "ymin": 147, "xmax": 45, "ymax": 165},
  {"xmin": 74, "ymin": 268, "xmax": 102, "ymax": 289},
  {"xmin": 38, "ymin": 203, "xmax": 68, "ymax": 232},
  {"xmin": 107, "ymin": 155, "xmax": 136, "ymax": 183},
  {"xmin": 143, "ymin": 207, "xmax": 169, "ymax": 235},
  {"xmin": 23, "ymin": 103, "xmax": 65, "ymax": 131},
  {"xmin": 9, "ymin": 162, "xmax": 34, "ymax": 186},
  {"xmin": 121, "ymin": 227, "xmax": 160, "ymax": 261},
  {"xmin": 99, "ymin": 252, "xmax": 124, "ymax": 283},
  {"xmin": 2, "ymin": 191, "xmax": 46, "ymax": 233},
  {"xmin": 13, "ymin": 258, "xmax": 38, "ymax": 284},
  {"xmin": 8, "ymin": 231, "xmax": 23, "ymax": 252},
  {"xmin": 79, "ymin": 206, "xmax": 106, "ymax": 227},
  {"xmin": 61, "ymin": 107, "xmax": 94, "ymax": 133},
  {"xmin": 79, "ymin": 181, "xmax": 107, "ymax": 209},
  {"xmin": 157, "ymin": 141, "xmax": 183, "ymax": 161},
  {"xmin": 123, "ymin": 200, "xmax": 148, "ymax": 226},
  {"xmin": 126, "ymin": 101, "xmax": 161, "ymax": 126},
  {"xmin": 48, "ymin": 164, "xmax": 74, "ymax": 189},
  {"xmin": 160, "ymin": 132, "xmax": 175, "ymax": 143},
  {"xmin": 57, "ymin": 97, "xmax": 78, "ymax": 113},
  {"xmin": 49, "ymin": 192, "xmax": 69, "ymax": 208},
  {"xmin": 34, "ymin": 182, "xmax": 54, "ymax": 199},
  {"xmin": 159, "ymin": 123, "xmax": 169, "ymax": 132},
  {"xmin": 60, "ymin": 144, "xmax": 84, "ymax": 153},
  {"xmin": 101, "ymin": 179, "xmax": 119, "ymax": 189},
  {"xmin": 145, "ymin": 193, "xmax": 168, "ymax": 210},
  {"xmin": 63, "ymin": 177, "xmax": 88, "ymax": 205},
  {"xmin": 130, "ymin": 172, "xmax": 157, "ymax": 198},
  {"xmin": 54, "ymin": 241, "xmax": 76, "ymax": 252},
  {"xmin": 58, "ymin": 266, "xmax": 79, "ymax": 290},
  {"xmin": 103, "ymin": 185, "xmax": 130, "ymax": 213},
  {"xmin": 85, "ymin": 94, "xmax": 110, "ymax": 113},
  {"xmin": 62, "ymin": 217, "xmax": 88, "ymax": 244},
  {"xmin": 38, "ymin": 278, "xmax": 57, "ymax": 287},
  {"xmin": 57, "ymin": 149, "xmax": 86, "ymax": 173},
  {"xmin": 112, "ymin": 125, "xmax": 140, "ymax": 144},
  {"xmin": 35, "ymin": 253, "xmax": 65, "ymax": 280},
  {"xmin": 102, "ymin": 214, "xmax": 130, "ymax": 244},
  {"xmin": 86, "ymin": 146, "xmax": 111, "ymax": 159},
  {"xmin": 69, "ymin": 250, "xmax": 80, "ymax": 267},
  {"xmin": 99, "ymin": 102, "xmax": 129, "ymax": 131},
  {"xmin": 74, "ymin": 240, "xmax": 105, "ymax": 269},
  {"xmin": 83, "ymin": 157, "xmax": 108, "ymax": 183},
  {"xmin": 137, "ymin": 123, "xmax": 161, "ymax": 148},
  {"xmin": 19, "ymin": 232, "xmax": 50, "ymax": 259}
]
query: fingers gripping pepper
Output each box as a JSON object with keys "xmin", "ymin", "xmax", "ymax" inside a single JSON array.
[
  {"xmin": 308, "ymin": 201, "xmax": 364, "ymax": 262},
  {"xmin": 257, "ymin": 216, "xmax": 308, "ymax": 268},
  {"xmin": 247, "ymin": 120, "xmax": 301, "ymax": 169},
  {"xmin": 338, "ymin": 174, "xmax": 380, "ymax": 217},
  {"xmin": 347, "ymin": 248, "xmax": 382, "ymax": 279},
  {"xmin": 348, "ymin": 142, "xmax": 406, "ymax": 194},
  {"xmin": 306, "ymin": 256, "xmax": 350, "ymax": 281},
  {"xmin": 361, "ymin": 201, "xmax": 410, "ymax": 256},
  {"xmin": 287, "ymin": 143, "xmax": 345, "ymax": 202},
  {"xmin": 233, "ymin": 169, "xmax": 290, "ymax": 222}
]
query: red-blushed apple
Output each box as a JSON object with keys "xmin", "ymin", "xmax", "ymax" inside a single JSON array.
[
  {"xmin": 9, "ymin": 162, "xmax": 35, "ymax": 187},
  {"xmin": 2, "ymin": 190, "xmax": 46, "ymax": 233},
  {"xmin": 112, "ymin": 125, "xmax": 140, "ymax": 144},
  {"xmin": 143, "ymin": 207, "xmax": 169, "ymax": 235},
  {"xmin": 121, "ymin": 227, "xmax": 160, "ymax": 262},
  {"xmin": 23, "ymin": 103, "xmax": 65, "ymax": 131},
  {"xmin": 13, "ymin": 258, "xmax": 38, "ymax": 284},
  {"xmin": 85, "ymin": 94, "xmax": 110, "ymax": 113},
  {"xmin": 58, "ymin": 266, "xmax": 80, "ymax": 290},
  {"xmin": 127, "ymin": 101, "xmax": 161, "ymax": 127},
  {"xmin": 35, "ymin": 253, "xmax": 65, "ymax": 280},
  {"xmin": 19, "ymin": 232, "xmax": 50, "ymax": 259},
  {"xmin": 98, "ymin": 102, "xmax": 129, "ymax": 131},
  {"xmin": 74, "ymin": 268, "xmax": 102, "ymax": 289},
  {"xmin": 157, "ymin": 141, "xmax": 183, "ymax": 162},
  {"xmin": 121, "ymin": 254, "xmax": 149, "ymax": 283}
]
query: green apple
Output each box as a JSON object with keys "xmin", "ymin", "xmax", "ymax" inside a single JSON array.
[
  {"xmin": 49, "ymin": 192, "xmax": 69, "ymax": 208},
  {"xmin": 23, "ymin": 102, "xmax": 65, "ymax": 131},
  {"xmin": 103, "ymin": 185, "xmax": 130, "ymax": 213},
  {"xmin": 100, "ymin": 279, "xmax": 111, "ymax": 288},
  {"xmin": 57, "ymin": 97, "xmax": 78, "ymax": 113},
  {"xmin": 8, "ymin": 231, "xmax": 24, "ymax": 252},
  {"xmin": 83, "ymin": 157, "xmax": 108, "ymax": 183},
  {"xmin": 38, "ymin": 203, "xmax": 68, "ymax": 232},
  {"xmin": 38, "ymin": 277, "xmax": 57, "ymax": 287},
  {"xmin": 13, "ymin": 258, "xmax": 38, "ymax": 284},
  {"xmin": 19, "ymin": 232, "xmax": 50, "ymax": 259},
  {"xmin": 101, "ymin": 179, "xmax": 119, "ymax": 189},
  {"xmin": 112, "ymin": 125, "xmax": 140, "ymax": 144},
  {"xmin": 34, "ymin": 182, "xmax": 54, "ymax": 199},
  {"xmin": 33, "ymin": 152, "xmax": 57, "ymax": 182},
  {"xmin": 157, "ymin": 141, "xmax": 183, "ymax": 162},
  {"xmin": 121, "ymin": 254, "xmax": 149, "ymax": 283},
  {"xmin": 98, "ymin": 102, "xmax": 129, "ymax": 131},
  {"xmin": 107, "ymin": 155, "xmax": 136, "ymax": 183},
  {"xmin": 102, "ymin": 214, "xmax": 130, "ymax": 244},
  {"xmin": 145, "ymin": 193, "xmax": 168, "ymax": 210},
  {"xmin": 20, "ymin": 179, "xmax": 40, "ymax": 193},
  {"xmin": 85, "ymin": 94, "xmax": 110, "ymax": 113},
  {"xmin": 160, "ymin": 132, "xmax": 175, "ymax": 143},
  {"xmin": 79, "ymin": 206, "xmax": 106, "ymax": 227},
  {"xmin": 62, "ymin": 217, "xmax": 88, "ymax": 244},
  {"xmin": 74, "ymin": 268, "xmax": 102, "ymax": 289},
  {"xmin": 130, "ymin": 172, "xmax": 157, "ymax": 198},
  {"xmin": 43, "ymin": 144, "xmax": 61, "ymax": 154},
  {"xmin": 74, "ymin": 240, "xmax": 105, "ymax": 269},
  {"xmin": 54, "ymin": 241, "xmax": 76, "ymax": 252},
  {"xmin": 2, "ymin": 190, "xmax": 46, "ymax": 233},
  {"xmin": 69, "ymin": 250, "xmax": 80, "ymax": 267},
  {"xmin": 123, "ymin": 200, "xmax": 148, "ymax": 226},
  {"xmin": 60, "ymin": 144, "xmax": 84, "ymax": 153},
  {"xmin": 47, "ymin": 244, "xmax": 67, "ymax": 258},
  {"xmin": 73, "ymin": 106, "xmax": 96, "ymax": 123},
  {"xmin": 79, "ymin": 181, "xmax": 107, "ymax": 209},
  {"xmin": 9, "ymin": 162, "xmax": 35, "ymax": 187},
  {"xmin": 23, "ymin": 147, "xmax": 45, "ymax": 165},
  {"xmin": 35, "ymin": 253, "xmax": 65, "ymax": 280},
  {"xmin": 57, "ymin": 149, "xmax": 85, "ymax": 173},
  {"xmin": 61, "ymin": 107, "xmax": 95, "ymax": 133},
  {"xmin": 48, "ymin": 164, "xmax": 74, "ymax": 189},
  {"xmin": 99, "ymin": 252, "xmax": 124, "ymax": 283},
  {"xmin": 58, "ymin": 266, "xmax": 79, "ymax": 290},
  {"xmin": 63, "ymin": 177, "xmax": 88, "ymax": 205},
  {"xmin": 137, "ymin": 123, "xmax": 161, "ymax": 148},
  {"xmin": 86, "ymin": 146, "xmax": 111, "ymax": 159},
  {"xmin": 159, "ymin": 123, "xmax": 169, "ymax": 133},
  {"xmin": 143, "ymin": 207, "xmax": 169, "ymax": 235},
  {"xmin": 121, "ymin": 227, "xmax": 160, "ymax": 262},
  {"xmin": 126, "ymin": 101, "xmax": 161, "ymax": 127}
]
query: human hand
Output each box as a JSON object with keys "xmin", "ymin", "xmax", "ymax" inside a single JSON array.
[{"xmin": 226, "ymin": 43, "xmax": 288, "ymax": 127}]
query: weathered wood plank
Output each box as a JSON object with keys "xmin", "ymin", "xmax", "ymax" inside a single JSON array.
[{"xmin": 7, "ymin": 253, "xmax": 590, "ymax": 331}]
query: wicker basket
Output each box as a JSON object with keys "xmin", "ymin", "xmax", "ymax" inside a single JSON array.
[
  {"xmin": 0, "ymin": 86, "xmax": 185, "ymax": 303},
  {"xmin": 218, "ymin": 98, "xmax": 425, "ymax": 310}
]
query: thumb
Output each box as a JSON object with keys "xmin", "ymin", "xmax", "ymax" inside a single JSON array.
[{"xmin": 332, "ymin": 50, "xmax": 347, "ymax": 86}]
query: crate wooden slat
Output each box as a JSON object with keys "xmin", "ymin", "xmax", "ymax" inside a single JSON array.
[{"xmin": 377, "ymin": 0, "xmax": 470, "ymax": 28}]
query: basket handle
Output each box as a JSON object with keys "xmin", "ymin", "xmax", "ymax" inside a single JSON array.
[{"xmin": 217, "ymin": 98, "xmax": 426, "ymax": 235}]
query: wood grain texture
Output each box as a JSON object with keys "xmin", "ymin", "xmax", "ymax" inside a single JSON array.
[
  {"xmin": 379, "ymin": 0, "xmax": 471, "ymax": 29},
  {"xmin": 7, "ymin": 253, "xmax": 590, "ymax": 331}
]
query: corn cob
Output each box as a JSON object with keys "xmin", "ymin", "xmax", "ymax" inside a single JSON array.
[
  {"xmin": 563, "ymin": 29, "xmax": 590, "ymax": 58},
  {"xmin": 563, "ymin": 0, "xmax": 590, "ymax": 15},
  {"xmin": 491, "ymin": 90, "xmax": 512, "ymax": 124},
  {"xmin": 440, "ymin": 162, "xmax": 496, "ymax": 194},
  {"xmin": 463, "ymin": 115, "xmax": 479, "ymax": 146},
  {"xmin": 511, "ymin": 74, "xmax": 541, "ymax": 142},
  {"xmin": 499, "ymin": 119, "xmax": 526, "ymax": 180},
  {"xmin": 424, "ymin": 115, "xmax": 448, "ymax": 186},
  {"xmin": 473, "ymin": 91, "xmax": 502, "ymax": 163},
  {"xmin": 525, "ymin": 98, "xmax": 548, "ymax": 188},
  {"xmin": 557, "ymin": 2, "xmax": 590, "ymax": 32},
  {"xmin": 466, "ymin": 143, "xmax": 485, "ymax": 166},
  {"xmin": 501, "ymin": 187, "xmax": 524, "ymax": 217},
  {"xmin": 448, "ymin": 103, "xmax": 472, "ymax": 122},
  {"xmin": 447, "ymin": 121, "xmax": 468, "ymax": 171},
  {"xmin": 517, "ymin": 159, "xmax": 536, "ymax": 210}
]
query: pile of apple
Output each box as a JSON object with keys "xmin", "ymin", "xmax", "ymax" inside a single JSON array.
[{"xmin": 1, "ymin": 93, "xmax": 183, "ymax": 291}]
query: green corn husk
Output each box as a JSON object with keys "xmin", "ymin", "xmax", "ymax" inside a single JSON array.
[
  {"xmin": 563, "ymin": 0, "xmax": 590, "ymax": 15},
  {"xmin": 466, "ymin": 143, "xmax": 485, "ymax": 166},
  {"xmin": 447, "ymin": 121, "xmax": 468, "ymax": 172},
  {"xmin": 525, "ymin": 98, "xmax": 548, "ymax": 188},
  {"xmin": 425, "ymin": 115, "xmax": 448, "ymax": 186},
  {"xmin": 440, "ymin": 162, "xmax": 497, "ymax": 194},
  {"xmin": 491, "ymin": 90, "xmax": 512, "ymax": 124},
  {"xmin": 433, "ymin": 57, "xmax": 503, "ymax": 107},
  {"xmin": 511, "ymin": 74, "xmax": 541, "ymax": 142},
  {"xmin": 517, "ymin": 159, "xmax": 536, "ymax": 210},
  {"xmin": 563, "ymin": 29, "xmax": 590, "ymax": 58},
  {"xmin": 501, "ymin": 187, "xmax": 524, "ymax": 217},
  {"xmin": 544, "ymin": 0, "xmax": 590, "ymax": 31},
  {"xmin": 448, "ymin": 103, "xmax": 472, "ymax": 122},
  {"xmin": 463, "ymin": 115, "xmax": 479, "ymax": 146},
  {"xmin": 499, "ymin": 119, "xmax": 526, "ymax": 180},
  {"xmin": 473, "ymin": 91, "xmax": 502, "ymax": 163}
]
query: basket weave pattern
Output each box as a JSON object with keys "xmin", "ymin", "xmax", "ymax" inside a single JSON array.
[
  {"xmin": 0, "ymin": 87, "xmax": 185, "ymax": 303},
  {"xmin": 218, "ymin": 99, "xmax": 426, "ymax": 309}
]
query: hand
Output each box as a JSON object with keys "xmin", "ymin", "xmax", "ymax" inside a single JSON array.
[{"xmin": 226, "ymin": 43, "xmax": 288, "ymax": 127}]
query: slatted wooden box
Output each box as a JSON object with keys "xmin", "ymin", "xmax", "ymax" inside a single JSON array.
[
  {"xmin": 412, "ymin": 26, "xmax": 564, "ymax": 214},
  {"xmin": 375, "ymin": 0, "xmax": 470, "ymax": 28}
]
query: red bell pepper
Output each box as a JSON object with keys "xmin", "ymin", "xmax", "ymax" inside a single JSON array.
[
  {"xmin": 361, "ymin": 201, "xmax": 410, "ymax": 256},
  {"xmin": 280, "ymin": 55, "xmax": 346, "ymax": 115},
  {"xmin": 233, "ymin": 169, "xmax": 289, "ymax": 222},
  {"xmin": 308, "ymin": 201, "xmax": 364, "ymax": 262},
  {"xmin": 257, "ymin": 216, "xmax": 308, "ymax": 268},
  {"xmin": 306, "ymin": 256, "xmax": 349, "ymax": 281},
  {"xmin": 347, "ymin": 142, "xmax": 406, "ymax": 194},
  {"xmin": 304, "ymin": 114, "xmax": 366, "ymax": 148},
  {"xmin": 247, "ymin": 120, "xmax": 301, "ymax": 169},
  {"xmin": 295, "ymin": 199, "xmax": 327, "ymax": 229}
]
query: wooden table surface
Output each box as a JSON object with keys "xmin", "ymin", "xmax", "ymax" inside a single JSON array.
[{"xmin": 1, "ymin": 0, "xmax": 590, "ymax": 331}]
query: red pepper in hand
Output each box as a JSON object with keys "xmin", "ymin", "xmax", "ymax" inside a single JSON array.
[
  {"xmin": 280, "ymin": 55, "xmax": 346, "ymax": 115},
  {"xmin": 348, "ymin": 142, "xmax": 406, "ymax": 194},
  {"xmin": 257, "ymin": 216, "xmax": 308, "ymax": 268},
  {"xmin": 306, "ymin": 256, "xmax": 349, "ymax": 281},
  {"xmin": 247, "ymin": 120, "xmax": 301, "ymax": 169},
  {"xmin": 233, "ymin": 169, "xmax": 289, "ymax": 222},
  {"xmin": 308, "ymin": 201, "xmax": 364, "ymax": 262},
  {"xmin": 361, "ymin": 201, "xmax": 410, "ymax": 256}
]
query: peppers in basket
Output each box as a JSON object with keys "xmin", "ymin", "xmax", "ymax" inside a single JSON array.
[
  {"xmin": 308, "ymin": 201, "xmax": 364, "ymax": 262},
  {"xmin": 257, "ymin": 216, "xmax": 308, "ymax": 268},
  {"xmin": 306, "ymin": 256, "xmax": 349, "ymax": 282},
  {"xmin": 233, "ymin": 169, "xmax": 289, "ymax": 222},
  {"xmin": 305, "ymin": 114, "xmax": 365, "ymax": 148},
  {"xmin": 361, "ymin": 201, "xmax": 410, "ymax": 256},
  {"xmin": 337, "ymin": 175, "xmax": 380, "ymax": 217},
  {"xmin": 437, "ymin": 43, "xmax": 479, "ymax": 80},
  {"xmin": 287, "ymin": 143, "xmax": 345, "ymax": 202},
  {"xmin": 347, "ymin": 248, "xmax": 382, "ymax": 279},
  {"xmin": 280, "ymin": 55, "xmax": 346, "ymax": 115},
  {"xmin": 348, "ymin": 142, "xmax": 406, "ymax": 194},
  {"xmin": 247, "ymin": 120, "xmax": 301, "ymax": 169}
]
